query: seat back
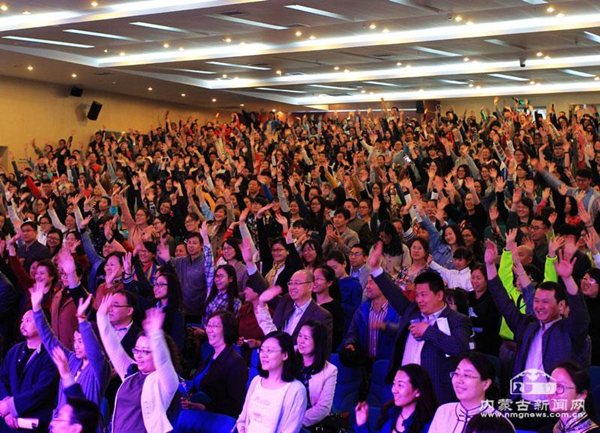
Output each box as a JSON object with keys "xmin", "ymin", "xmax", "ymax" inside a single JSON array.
[
  {"xmin": 366, "ymin": 360, "xmax": 392, "ymax": 408},
  {"xmin": 174, "ymin": 410, "xmax": 236, "ymax": 433},
  {"xmin": 330, "ymin": 353, "xmax": 362, "ymax": 413}
]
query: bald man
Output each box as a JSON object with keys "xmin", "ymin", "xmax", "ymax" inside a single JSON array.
[
  {"xmin": 251, "ymin": 269, "xmax": 334, "ymax": 354},
  {"xmin": 516, "ymin": 245, "xmax": 534, "ymax": 265}
]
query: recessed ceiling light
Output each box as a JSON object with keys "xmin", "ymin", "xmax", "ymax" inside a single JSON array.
[
  {"xmin": 233, "ymin": 76, "xmax": 239, "ymax": 80},
  {"xmin": 469, "ymin": 83, "xmax": 474, "ymax": 87},
  {"xmin": 476, "ymin": 85, "xmax": 481, "ymax": 89},
  {"xmin": 361, "ymin": 90, "xmax": 366, "ymax": 93},
  {"xmin": 344, "ymin": 69, "xmax": 350, "ymax": 73},
  {"xmin": 181, "ymin": 93, "xmax": 186, "ymax": 97},
  {"xmin": 0, "ymin": 4, "xmax": 8, "ymax": 12},
  {"xmin": 596, "ymin": 76, "xmax": 600, "ymax": 81},
  {"xmin": 544, "ymin": 55, "xmax": 551, "ymax": 59},
  {"xmin": 272, "ymin": 109, "xmax": 276, "ymax": 112},
  {"xmin": 463, "ymin": 57, "xmax": 470, "ymax": 61},
  {"xmin": 27, "ymin": 65, "xmax": 33, "ymax": 71},
  {"xmin": 369, "ymin": 91, "xmax": 374, "ymax": 95},
  {"xmin": 295, "ymin": 31, "xmax": 302, "ymax": 37},
  {"xmin": 562, "ymin": 69, "xmax": 596, "ymax": 78},
  {"xmin": 419, "ymin": 88, "xmax": 424, "ymax": 92},
  {"xmin": 406, "ymin": 64, "xmax": 412, "ymax": 68},
  {"xmin": 488, "ymin": 73, "xmax": 529, "ymax": 82},
  {"xmin": 212, "ymin": 98, "xmax": 217, "ymax": 102},
  {"xmin": 369, "ymin": 24, "xmax": 377, "ymax": 30},
  {"xmin": 276, "ymin": 70, "xmax": 282, "ymax": 75},
  {"xmin": 557, "ymin": 12, "xmax": 565, "ymax": 18},
  {"xmin": 310, "ymin": 84, "xmax": 357, "ymax": 90},
  {"xmin": 64, "ymin": 29, "xmax": 136, "ymax": 41},
  {"xmin": 309, "ymin": 35, "xmax": 316, "ymax": 40},
  {"xmin": 163, "ymin": 43, "xmax": 169, "ymax": 48},
  {"xmin": 207, "ymin": 61, "xmax": 271, "ymax": 71},
  {"xmin": 413, "ymin": 46, "xmax": 459, "ymax": 57},
  {"xmin": 466, "ymin": 20, "xmax": 474, "ymax": 25},
  {"xmin": 148, "ymin": 87, "xmax": 153, "ymax": 91},
  {"xmin": 130, "ymin": 22, "xmax": 188, "ymax": 33},
  {"xmin": 222, "ymin": 74, "xmax": 228, "ymax": 78},
  {"xmin": 239, "ymin": 41, "xmax": 246, "ymax": 45},
  {"xmin": 3, "ymin": 36, "xmax": 94, "ymax": 48},
  {"xmin": 547, "ymin": 6, "xmax": 554, "ymax": 12},
  {"xmin": 240, "ymin": 104, "xmax": 245, "ymax": 107},
  {"xmin": 71, "ymin": 73, "xmax": 77, "ymax": 78},
  {"xmin": 119, "ymin": 51, "xmax": 125, "ymax": 56},
  {"xmin": 224, "ymin": 37, "xmax": 232, "ymax": 43},
  {"xmin": 382, "ymin": 28, "xmax": 389, "ymax": 33},
  {"xmin": 396, "ymin": 62, "xmax": 402, "ymax": 66},
  {"xmin": 178, "ymin": 47, "xmax": 185, "ymax": 51},
  {"xmin": 103, "ymin": 49, "xmax": 109, "ymax": 53},
  {"xmin": 537, "ymin": 51, "xmax": 544, "ymax": 57},
  {"xmin": 285, "ymin": 4, "xmax": 354, "ymax": 22},
  {"xmin": 454, "ymin": 15, "xmax": 463, "ymax": 22},
  {"xmin": 334, "ymin": 66, "xmax": 340, "ymax": 71},
  {"xmin": 91, "ymin": 1, "xmax": 99, "ymax": 7},
  {"xmin": 22, "ymin": 10, "xmax": 30, "ymax": 15},
  {"xmin": 530, "ymin": 80, "xmax": 536, "ymax": 85}
]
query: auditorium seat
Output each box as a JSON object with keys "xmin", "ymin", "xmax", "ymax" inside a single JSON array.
[
  {"xmin": 366, "ymin": 360, "xmax": 392, "ymax": 408},
  {"xmin": 174, "ymin": 410, "xmax": 236, "ymax": 433},
  {"xmin": 330, "ymin": 353, "xmax": 362, "ymax": 413}
]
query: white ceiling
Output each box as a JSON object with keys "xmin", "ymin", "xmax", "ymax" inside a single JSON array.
[{"xmin": 2, "ymin": 0, "xmax": 600, "ymax": 109}]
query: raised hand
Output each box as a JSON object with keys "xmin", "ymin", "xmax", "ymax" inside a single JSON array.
[
  {"xmin": 56, "ymin": 247, "xmax": 76, "ymax": 277},
  {"xmin": 51, "ymin": 346, "xmax": 72, "ymax": 381},
  {"xmin": 484, "ymin": 239, "xmax": 498, "ymax": 265},
  {"xmin": 554, "ymin": 249, "xmax": 577, "ymax": 280},
  {"xmin": 30, "ymin": 284, "xmax": 45, "ymax": 312},
  {"xmin": 97, "ymin": 293, "xmax": 113, "ymax": 317},
  {"xmin": 239, "ymin": 207, "xmax": 249, "ymax": 225},
  {"xmin": 355, "ymin": 402, "xmax": 369, "ymax": 427},
  {"xmin": 275, "ymin": 213, "xmax": 289, "ymax": 231},
  {"xmin": 489, "ymin": 205, "xmax": 499, "ymax": 222},
  {"xmin": 240, "ymin": 237, "xmax": 254, "ymax": 265},
  {"xmin": 369, "ymin": 241, "xmax": 384, "ymax": 270},
  {"xmin": 142, "ymin": 308, "xmax": 165, "ymax": 335},
  {"xmin": 505, "ymin": 228, "xmax": 518, "ymax": 251},
  {"xmin": 579, "ymin": 202, "xmax": 592, "ymax": 226},
  {"xmin": 548, "ymin": 235, "xmax": 565, "ymax": 258},
  {"xmin": 258, "ymin": 285, "xmax": 282, "ymax": 307}
]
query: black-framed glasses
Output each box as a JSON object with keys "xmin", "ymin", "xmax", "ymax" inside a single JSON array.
[{"xmin": 132, "ymin": 348, "xmax": 152, "ymax": 356}]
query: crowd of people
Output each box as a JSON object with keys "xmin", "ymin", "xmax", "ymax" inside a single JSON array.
[{"xmin": 0, "ymin": 98, "xmax": 600, "ymax": 433}]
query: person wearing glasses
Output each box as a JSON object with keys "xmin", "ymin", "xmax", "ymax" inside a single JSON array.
[
  {"xmin": 429, "ymin": 352, "xmax": 511, "ymax": 433},
  {"xmin": 151, "ymin": 271, "xmax": 185, "ymax": 352},
  {"xmin": 581, "ymin": 269, "xmax": 600, "ymax": 365},
  {"xmin": 241, "ymin": 238, "xmax": 333, "ymax": 354},
  {"xmin": 540, "ymin": 361, "xmax": 600, "ymax": 433},
  {"xmin": 236, "ymin": 331, "xmax": 307, "ymax": 433},
  {"xmin": 527, "ymin": 216, "xmax": 551, "ymax": 272},
  {"xmin": 355, "ymin": 364, "xmax": 437, "ymax": 433},
  {"xmin": 104, "ymin": 291, "xmax": 141, "ymax": 358},
  {"xmin": 97, "ymin": 294, "xmax": 179, "ymax": 433}
]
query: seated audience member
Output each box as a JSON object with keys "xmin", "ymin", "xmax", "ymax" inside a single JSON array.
[
  {"xmin": 464, "ymin": 414, "xmax": 516, "ymax": 433},
  {"xmin": 236, "ymin": 331, "xmax": 307, "ymax": 433},
  {"xmin": 180, "ymin": 311, "xmax": 247, "ymax": 418},
  {"xmin": 429, "ymin": 352, "xmax": 512, "ymax": 432},
  {"xmin": 97, "ymin": 296, "xmax": 179, "ymax": 433},
  {"xmin": 355, "ymin": 364, "xmax": 438, "ymax": 433},
  {"xmin": 376, "ymin": 221, "xmax": 410, "ymax": 279},
  {"xmin": 343, "ymin": 276, "xmax": 400, "ymax": 364},
  {"xmin": 94, "ymin": 251, "xmax": 125, "ymax": 309},
  {"xmin": 326, "ymin": 251, "xmax": 363, "ymax": 333},
  {"xmin": 0, "ymin": 310, "xmax": 58, "ymax": 432},
  {"xmin": 322, "ymin": 209, "xmax": 360, "ymax": 257},
  {"xmin": 237, "ymin": 281, "xmax": 268, "ymax": 357},
  {"xmin": 48, "ymin": 396, "xmax": 100, "ymax": 433},
  {"xmin": 105, "ymin": 291, "xmax": 141, "ymax": 357},
  {"xmin": 16, "ymin": 221, "xmax": 50, "ymax": 273},
  {"xmin": 349, "ymin": 244, "xmax": 370, "ymax": 292},
  {"xmin": 428, "ymin": 247, "xmax": 474, "ymax": 291},
  {"xmin": 581, "ymin": 269, "xmax": 600, "ymax": 365},
  {"xmin": 369, "ymin": 242, "xmax": 472, "ymax": 403},
  {"xmin": 149, "ymin": 270, "xmax": 185, "ymax": 352},
  {"xmin": 312, "ymin": 265, "xmax": 345, "ymax": 350},
  {"xmin": 241, "ymin": 238, "xmax": 333, "ymax": 354},
  {"xmin": 540, "ymin": 361, "xmax": 600, "ymax": 433},
  {"xmin": 296, "ymin": 321, "xmax": 338, "ymax": 429},
  {"xmin": 202, "ymin": 265, "xmax": 242, "ymax": 327},
  {"xmin": 467, "ymin": 264, "xmax": 502, "ymax": 357}
]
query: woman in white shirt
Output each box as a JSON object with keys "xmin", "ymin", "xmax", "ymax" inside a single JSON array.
[
  {"xmin": 429, "ymin": 352, "xmax": 513, "ymax": 433},
  {"xmin": 236, "ymin": 331, "xmax": 307, "ymax": 433},
  {"xmin": 296, "ymin": 321, "xmax": 338, "ymax": 429}
]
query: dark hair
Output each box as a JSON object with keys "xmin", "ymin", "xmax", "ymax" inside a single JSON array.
[
  {"xmin": 36, "ymin": 259, "xmax": 59, "ymax": 287},
  {"xmin": 21, "ymin": 221, "xmax": 38, "ymax": 231},
  {"xmin": 378, "ymin": 220, "xmax": 405, "ymax": 257},
  {"xmin": 344, "ymin": 198, "xmax": 359, "ymax": 209},
  {"xmin": 296, "ymin": 320, "xmax": 328, "ymax": 373},
  {"xmin": 536, "ymin": 281, "xmax": 567, "ymax": 304},
  {"xmin": 301, "ymin": 239, "xmax": 324, "ymax": 267},
  {"xmin": 258, "ymin": 331, "xmax": 299, "ymax": 382},
  {"xmin": 141, "ymin": 241, "xmax": 157, "ymax": 256},
  {"xmin": 444, "ymin": 288, "xmax": 469, "ymax": 315},
  {"xmin": 453, "ymin": 246, "xmax": 473, "ymax": 263},
  {"xmin": 223, "ymin": 238, "xmax": 244, "ymax": 262},
  {"xmin": 154, "ymin": 271, "xmax": 183, "ymax": 312},
  {"xmin": 291, "ymin": 219, "xmax": 310, "ymax": 231},
  {"xmin": 531, "ymin": 215, "xmax": 550, "ymax": 229},
  {"xmin": 207, "ymin": 310, "xmax": 239, "ymax": 345},
  {"xmin": 206, "ymin": 265, "xmax": 239, "ymax": 314},
  {"xmin": 378, "ymin": 364, "xmax": 438, "ymax": 433},
  {"xmin": 325, "ymin": 250, "xmax": 347, "ymax": 266},
  {"xmin": 413, "ymin": 271, "xmax": 445, "ymax": 294},
  {"xmin": 465, "ymin": 413, "xmax": 515, "ymax": 433},
  {"xmin": 114, "ymin": 290, "xmax": 138, "ymax": 314},
  {"xmin": 409, "ymin": 236, "xmax": 430, "ymax": 256},
  {"xmin": 471, "ymin": 263, "xmax": 488, "ymax": 281},
  {"xmin": 351, "ymin": 244, "xmax": 369, "ymax": 256},
  {"xmin": 66, "ymin": 397, "xmax": 100, "ymax": 433},
  {"xmin": 307, "ymin": 196, "xmax": 325, "ymax": 231},
  {"xmin": 313, "ymin": 265, "xmax": 342, "ymax": 302},
  {"xmin": 334, "ymin": 208, "xmax": 351, "ymax": 220},
  {"xmin": 553, "ymin": 361, "xmax": 597, "ymax": 422},
  {"xmin": 457, "ymin": 352, "xmax": 499, "ymax": 401},
  {"xmin": 576, "ymin": 167, "xmax": 593, "ymax": 180},
  {"xmin": 442, "ymin": 225, "xmax": 466, "ymax": 247},
  {"xmin": 65, "ymin": 230, "xmax": 85, "ymax": 255}
]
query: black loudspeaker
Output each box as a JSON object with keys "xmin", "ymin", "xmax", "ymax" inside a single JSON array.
[
  {"xmin": 70, "ymin": 86, "xmax": 83, "ymax": 97},
  {"xmin": 87, "ymin": 101, "xmax": 103, "ymax": 121},
  {"xmin": 415, "ymin": 100, "xmax": 425, "ymax": 114}
]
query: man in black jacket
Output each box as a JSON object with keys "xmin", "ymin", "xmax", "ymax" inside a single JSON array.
[{"xmin": 368, "ymin": 242, "xmax": 472, "ymax": 404}]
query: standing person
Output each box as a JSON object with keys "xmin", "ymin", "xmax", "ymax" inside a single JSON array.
[
  {"xmin": 236, "ymin": 331, "xmax": 307, "ymax": 433},
  {"xmin": 467, "ymin": 264, "xmax": 501, "ymax": 357},
  {"xmin": 16, "ymin": 221, "xmax": 50, "ymax": 273},
  {"xmin": 354, "ymin": 364, "xmax": 438, "ymax": 433},
  {"xmin": 97, "ymin": 296, "xmax": 179, "ymax": 433},
  {"xmin": 202, "ymin": 265, "xmax": 242, "ymax": 327},
  {"xmin": 349, "ymin": 244, "xmax": 370, "ymax": 292},
  {"xmin": 0, "ymin": 310, "xmax": 58, "ymax": 432},
  {"xmin": 150, "ymin": 271, "xmax": 185, "ymax": 353},
  {"xmin": 429, "ymin": 352, "xmax": 511, "ymax": 433},
  {"xmin": 296, "ymin": 321, "xmax": 338, "ymax": 430},
  {"xmin": 326, "ymin": 251, "xmax": 362, "ymax": 334},
  {"xmin": 368, "ymin": 242, "xmax": 471, "ymax": 404}
]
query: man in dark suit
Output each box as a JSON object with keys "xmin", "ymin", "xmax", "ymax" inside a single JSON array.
[
  {"xmin": 0, "ymin": 310, "xmax": 59, "ymax": 432},
  {"xmin": 369, "ymin": 242, "xmax": 472, "ymax": 404},
  {"xmin": 241, "ymin": 238, "xmax": 333, "ymax": 353},
  {"xmin": 16, "ymin": 221, "xmax": 50, "ymax": 273},
  {"xmin": 107, "ymin": 291, "xmax": 141, "ymax": 357}
]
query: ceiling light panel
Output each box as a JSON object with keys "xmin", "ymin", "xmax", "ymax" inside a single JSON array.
[
  {"xmin": 488, "ymin": 73, "xmax": 530, "ymax": 81},
  {"xmin": 284, "ymin": 4, "xmax": 355, "ymax": 22},
  {"xmin": 413, "ymin": 46, "xmax": 459, "ymax": 57},
  {"xmin": 309, "ymin": 84, "xmax": 358, "ymax": 90},
  {"xmin": 63, "ymin": 29, "xmax": 137, "ymax": 41},
  {"xmin": 206, "ymin": 61, "xmax": 271, "ymax": 70},
  {"xmin": 2, "ymin": 36, "xmax": 95, "ymax": 48},
  {"xmin": 562, "ymin": 69, "xmax": 596, "ymax": 77},
  {"xmin": 256, "ymin": 87, "xmax": 307, "ymax": 93},
  {"xmin": 205, "ymin": 14, "xmax": 287, "ymax": 30},
  {"xmin": 130, "ymin": 21, "xmax": 189, "ymax": 33}
]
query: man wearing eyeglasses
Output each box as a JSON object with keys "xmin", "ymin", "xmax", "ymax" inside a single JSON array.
[
  {"xmin": 107, "ymin": 292, "xmax": 140, "ymax": 358},
  {"xmin": 529, "ymin": 216, "xmax": 550, "ymax": 271},
  {"xmin": 48, "ymin": 396, "xmax": 99, "ymax": 433}
]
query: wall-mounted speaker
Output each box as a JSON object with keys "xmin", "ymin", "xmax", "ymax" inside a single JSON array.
[
  {"xmin": 87, "ymin": 101, "xmax": 103, "ymax": 121},
  {"xmin": 415, "ymin": 100, "xmax": 425, "ymax": 114},
  {"xmin": 70, "ymin": 86, "xmax": 83, "ymax": 97}
]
